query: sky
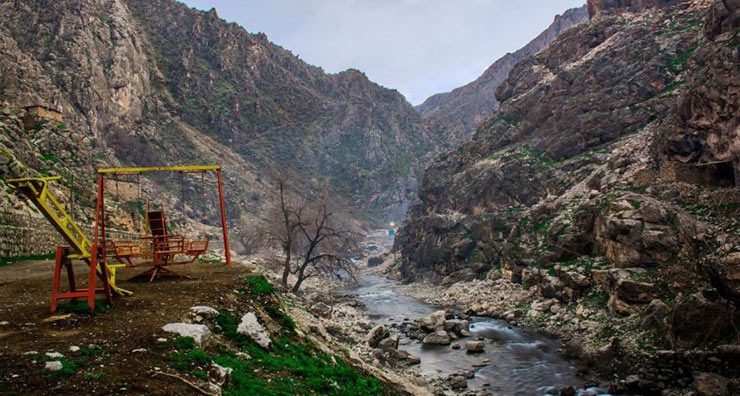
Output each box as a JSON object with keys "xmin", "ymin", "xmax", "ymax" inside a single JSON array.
[{"xmin": 180, "ymin": 0, "xmax": 586, "ymax": 105}]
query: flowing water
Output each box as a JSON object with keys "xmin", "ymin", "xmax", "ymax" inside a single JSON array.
[{"xmin": 340, "ymin": 275, "xmax": 611, "ymax": 396}]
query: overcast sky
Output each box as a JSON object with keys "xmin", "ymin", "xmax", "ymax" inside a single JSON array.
[{"xmin": 180, "ymin": 0, "xmax": 586, "ymax": 105}]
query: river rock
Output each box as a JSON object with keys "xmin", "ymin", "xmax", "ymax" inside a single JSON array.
[
  {"xmin": 465, "ymin": 340, "xmax": 485, "ymax": 353},
  {"xmin": 448, "ymin": 374, "xmax": 468, "ymax": 390},
  {"xmin": 378, "ymin": 335, "xmax": 399, "ymax": 350},
  {"xmin": 162, "ymin": 323, "xmax": 211, "ymax": 347},
  {"xmin": 560, "ymin": 385, "xmax": 577, "ymax": 396},
  {"xmin": 417, "ymin": 310, "xmax": 447, "ymax": 332},
  {"xmin": 393, "ymin": 349, "xmax": 421, "ymax": 365},
  {"xmin": 366, "ymin": 325, "xmax": 390, "ymax": 348},
  {"xmin": 422, "ymin": 330, "xmax": 451, "ymax": 345},
  {"xmin": 237, "ymin": 313, "xmax": 272, "ymax": 349}
]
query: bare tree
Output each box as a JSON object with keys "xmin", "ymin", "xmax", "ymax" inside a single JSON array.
[{"xmin": 264, "ymin": 177, "xmax": 361, "ymax": 292}]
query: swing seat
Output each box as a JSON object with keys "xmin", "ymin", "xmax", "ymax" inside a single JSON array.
[{"xmin": 186, "ymin": 238, "xmax": 209, "ymax": 256}]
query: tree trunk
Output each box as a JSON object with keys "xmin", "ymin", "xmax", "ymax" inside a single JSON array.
[{"xmin": 281, "ymin": 250, "xmax": 291, "ymax": 288}]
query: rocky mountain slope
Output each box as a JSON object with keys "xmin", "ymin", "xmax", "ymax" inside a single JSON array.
[
  {"xmin": 417, "ymin": 6, "xmax": 589, "ymax": 145},
  {"xmin": 396, "ymin": 0, "xmax": 738, "ymax": 393},
  {"xmin": 0, "ymin": 0, "xmax": 442, "ymax": 256}
]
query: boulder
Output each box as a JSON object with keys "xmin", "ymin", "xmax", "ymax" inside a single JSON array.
[
  {"xmin": 671, "ymin": 292, "xmax": 735, "ymax": 348},
  {"xmin": 237, "ymin": 313, "xmax": 272, "ymax": 349},
  {"xmin": 465, "ymin": 340, "xmax": 485, "ymax": 353},
  {"xmin": 640, "ymin": 299, "xmax": 670, "ymax": 331},
  {"xmin": 378, "ymin": 335, "xmax": 399, "ymax": 351},
  {"xmin": 693, "ymin": 372, "xmax": 729, "ymax": 396},
  {"xmin": 366, "ymin": 325, "xmax": 390, "ymax": 348},
  {"xmin": 422, "ymin": 330, "xmax": 451, "ymax": 345},
  {"xmin": 417, "ymin": 310, "xmax": 447, "ymax": 332},
  {"xmin": 592, "ymin": 268, "xmax": 654, "ymax": 316},
  {"xmin": 448, "ymin": 375, "xmax": 467, "ymax": 390},
  {"xmin": 162, "ymin": 323, "xmax": 211, "ymax": 347}
]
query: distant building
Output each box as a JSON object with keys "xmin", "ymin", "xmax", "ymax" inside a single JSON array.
[{"xmin": 23, "ymin": 105, "xmax": 63, "ymax": 130}]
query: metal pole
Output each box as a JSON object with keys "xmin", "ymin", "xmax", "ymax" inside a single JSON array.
[{"xmin": 216, "ymin": 169, "xmax": 231, "ymax": 267}]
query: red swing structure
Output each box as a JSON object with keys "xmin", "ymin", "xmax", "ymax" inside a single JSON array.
[{"xmin": 7, "ymin": 165, "xmax": 232, "ymax": 313}]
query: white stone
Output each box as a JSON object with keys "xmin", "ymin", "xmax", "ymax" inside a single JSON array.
[
  {"xmin": 45, "ymin": 361, "xmax": 63, "ymax": 371},
  {"xmin": 162, "ymin": 323, "xmax": 211, "ymax": 347},
  {"xmin": 209, "ymin": 362, "xmax": 233, "ymax": 385},
  {"xmin": 45, "ymin": 352, "xmax": 63, "ymax": 359},
  {"xmin": 190, "ymin": 306, "xmax": 220, "ymax": 319},
  {"xmin": 237, "ymin": 313, "xmax": 271, "ymax": 349},
  {"xmin": 132, "ymin": 348, "xmax": 147, "ymax": 353},
  {"xmin": 68, "ymin": 346, "xmax": 80, "ymax": 352}
]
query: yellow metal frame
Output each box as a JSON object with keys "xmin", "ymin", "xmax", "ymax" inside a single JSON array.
[
  {"xmin": 98, "ymin": 165, "xmax": 221, "ymax": 174},
  {"xmin": 6, "ymin": 176, "xmax": 132, "ymax": 296}
]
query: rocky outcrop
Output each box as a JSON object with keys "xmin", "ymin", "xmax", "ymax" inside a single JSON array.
[
  {"xmin": 418, "ymin": 6, "xmax": 589, "ymax": 146},
  {"xmin": 587, "ymin": 0, "xmax": 681, "ymax": 18},
  {"xmin": 397, "ymin": 1, "xmax": 738, "ymax": 392}
]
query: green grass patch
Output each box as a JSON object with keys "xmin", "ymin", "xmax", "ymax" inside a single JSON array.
[
  {"xmin": 84, "ymin": 370, "xmax": 104, "ymax": 380},
  {"xmin": 56, "ymin": 299, "xmax": 110, "ymax": 314},
  {"xmin": 170, "ymin": 336, "xmax": 196, "ymax": 350},
  {"xmin": 180, "ymin": 311, "xmax": 391, "ymax": 395},
  {"xmin": 244, "ymin": 275, "xmax": 275, "ymax": 297},
  {"xmin": 0, "ymin": 252, "xmax": 56, "ymax": 267}
]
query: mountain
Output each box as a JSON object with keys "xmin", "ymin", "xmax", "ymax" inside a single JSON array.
[
  {"xmin": 417, "ymin": 6, "xmax": 589, "ymax": 145},
  {"xmin": 396, "ymin": 0, "xmax": 738, "ymax": 392},
  {"xmin": 0, "ymin": 0, "xmax": 443, "ymax": 258}
]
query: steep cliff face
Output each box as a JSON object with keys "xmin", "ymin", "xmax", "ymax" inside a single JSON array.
[
  {"xmin": 0, "ymin": 0, "xmax": 442, "ymax": 254},
  {"xmin": 587, "ymin": 0, "xmax": 682, "ymax": 17},
  {"xmin": 416, "ymin": 6, "xmax": 589, "ymax": 146},
  {"xmin": 396, "ymin": 1, "xmax": 738, "ymax": 386}
]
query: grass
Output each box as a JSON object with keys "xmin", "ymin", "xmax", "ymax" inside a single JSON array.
[
  {"xmin": 170, "ymin": 336, "xmax": 196, "ymax": 350},
  {"xmin": 56, "ymin": 299, "xmax": 110, "ymax": 314},
  {"xmin": 165, "ymin": 309, "xmax": 390, "ymax": 396},
  {"xmin": 244, "ymin": 275, "xmax": 275, "ymax": 297},
  {"xmin": 0, "ymin": 252, "xmax": 56, "ymax": 267}
]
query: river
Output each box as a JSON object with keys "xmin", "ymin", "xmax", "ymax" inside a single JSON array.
[{"xmin": 340, "ymin": 275, "xmax": 611, "ymax": 396}]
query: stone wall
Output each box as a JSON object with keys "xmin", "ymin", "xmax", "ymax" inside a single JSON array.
[{"xmin": 0, "ymin": 209, "xmax": 137, "ymax": 260}]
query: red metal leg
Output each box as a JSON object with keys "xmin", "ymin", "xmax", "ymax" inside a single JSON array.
[{"xmin": 216, "ymin": 169, "xmax": 232, "ymax": 267}]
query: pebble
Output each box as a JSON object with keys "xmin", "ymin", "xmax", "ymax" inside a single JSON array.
[
  {"xmin": 69, "ymin": 346, "xmax": 80, "ymax": 352},
  {"xmin": 45, "ymin": 352, "xmax": 63, "ymax": 359}
]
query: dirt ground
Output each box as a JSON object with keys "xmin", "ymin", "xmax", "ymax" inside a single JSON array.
[{"xmin": 0, "ymin": 258, "xmax": 252, "ymax": 395}]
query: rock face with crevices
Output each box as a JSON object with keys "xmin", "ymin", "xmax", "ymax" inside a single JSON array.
[{"xmin": 396, "ymin": 1, "xmax": 738, "ymax": 391}]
